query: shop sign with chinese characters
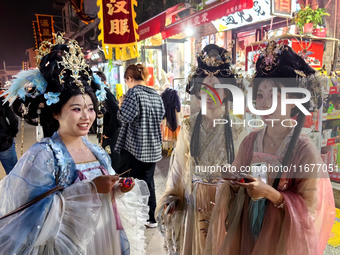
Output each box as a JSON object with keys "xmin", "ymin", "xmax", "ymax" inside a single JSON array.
[
  {"xmin": 212, "ymin": 0, "xmax": 272, "ymax": 32},
  {"xmin": 35, "ymin": 14, "xmax": 55, "ymax": 43},
  {"xmin": 162, "ymin": 0, "xmax": 253, "ymax": 39},
  {"xmin": 97, "ymin": 0, "xmax": 139, "ymax": 60},
  {"xmin": 271, "ymin": 0, "xmax": 292, "ymax": 17}
]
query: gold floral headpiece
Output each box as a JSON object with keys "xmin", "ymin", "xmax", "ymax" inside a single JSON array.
[
  {"xmin": 58, "ymin": 39, "xmax": 91, "ymax": 92},
  {"xmin": 36, "ymin": 32, "xmax": 92, "ymax": 93},
  {"xmin": 254, "ymin": 40, "xmax": 327, "ymax": 111},
  {"xmin": 35, "ymin": 32, "xmax": 65, "ymax": 66},
  {"xmin": 196, "ymin": 48, "xmax": 232, "ymax": 67},
  {"xmin": 258, "ymin": 40, "xmax": 286, "ymax": 74}
]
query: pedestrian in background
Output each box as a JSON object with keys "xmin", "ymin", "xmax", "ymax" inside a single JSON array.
[
  {"xmin": 0, "ymin": 82, "xmax": 18, "ymax": 175},
  {"xmin": 115, "ymin": 64, "xmax": 165, "ymax": 228},
  {"xmin": 95, "ymin": 71, "xmax": 121, "ymax": 170}
]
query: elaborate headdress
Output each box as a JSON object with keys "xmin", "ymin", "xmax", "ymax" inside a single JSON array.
[
  {"xmin": 5, "ymin": 32, "xmax": 107, "ymax": 149},
  {"xmin": 253, "ymin": 40, "xmax": 326, "ymax": 113},
  {"xmin": 187, "ymin": 44, "xmax": 243, "ymax": 97},
  {"xmin": 5, "ymin": 32, "xmax": 106, "ymax": 106}
]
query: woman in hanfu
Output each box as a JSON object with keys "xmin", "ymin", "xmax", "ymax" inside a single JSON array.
[
  {"xmin": 0, "ymin": 35, "xmax": 149, "ymax": 255},
  {"xmin": 205, "ymin": 41, "xmax": 335, "ymax": 255},
  {"xmin": 155, "ymin": 44, "xmax": 246, "ymax": 255}
]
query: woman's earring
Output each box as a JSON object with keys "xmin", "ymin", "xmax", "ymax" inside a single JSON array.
[
  {"xmin": 97, "ymin": 104, "xmax": 104, "ymax": 145},
  {"xmin": 18, "ymin": 103, "xmax": 29, "ymax": 156},
  {"xmin": 36, "ymin": 105, "xmax": 44, "ymax": 142}
]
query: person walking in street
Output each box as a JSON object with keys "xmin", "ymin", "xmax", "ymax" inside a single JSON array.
[
  {"xmin": 0, "ymin": 82, "xmax": 18, "ymax": 175},
  {"xmin": 114, "ymin": 63, "xmax": 165, "ymax": 228},
  {"xmin": 0, "ymin": 34, "xmax": 149, "ymax": 255}
]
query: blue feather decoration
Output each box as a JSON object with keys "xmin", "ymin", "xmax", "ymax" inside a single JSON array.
[{"xmin": 3, "ymin": 69, "xmax": 47, "ymax": 105}]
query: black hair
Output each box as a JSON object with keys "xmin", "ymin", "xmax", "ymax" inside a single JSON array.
[
  {"xmin": 254, "ymin": 44, "xmax": 319, "ymax": 189},
  {"xmin": 161, "ymin": 88, "xmax": 181, "ymax": 132},
  {"xmin": 188, "ymin": 44, "xmax": 238, "ymax": 165},
  {"xmin": 12, "ymin": 44, "xmax": 101, "ymax": 137},
  {"xmin": 96, "ymin": 71, "xmax": 107, "ymax": 82}
]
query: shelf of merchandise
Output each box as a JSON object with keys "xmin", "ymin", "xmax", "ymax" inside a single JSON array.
[
  {"xmin": 322, "ymin": 85, "xmax": 340, "ymax": 182},
  {"xmin": 322, "ymin": 136, "xmax": 340, "ymax": 147},
  {"xmin": 329, "ymin": 171, "xmax": 340, "ymax": 183}
]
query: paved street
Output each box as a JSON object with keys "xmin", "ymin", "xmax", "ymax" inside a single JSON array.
[{"xmin": 0, "ymin": 121, "xmax": 339, "ymax": 254}]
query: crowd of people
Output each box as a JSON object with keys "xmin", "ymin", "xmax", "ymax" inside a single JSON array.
[{"xmin": 0, "ymin": 33, "xmax": 336, "ymax": 255}]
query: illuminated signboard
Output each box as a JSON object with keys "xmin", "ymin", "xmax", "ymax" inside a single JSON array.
[{"xmin": 212, "ymin": 0, "xmax": 272, "ymax": 31}]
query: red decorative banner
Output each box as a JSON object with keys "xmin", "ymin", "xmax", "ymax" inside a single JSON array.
[
  {"xmin": 32, "ymin": 21, "xmax": 42, "ymax": 49},
  {"xmin": 97, "ymin": 0, "xmax": 139, "ymax": 60},
  {"xmin": 35, "ymin": 14, "xmax": 55, "ymax": 42}
]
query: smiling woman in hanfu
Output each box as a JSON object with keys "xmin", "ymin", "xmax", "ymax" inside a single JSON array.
[{"xmin": 0, "ymin": 34, "xmax": 149, "ymax": 255}]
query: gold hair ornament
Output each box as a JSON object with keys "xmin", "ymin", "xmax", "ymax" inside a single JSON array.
[
  {"xmin": 258, "ymin": 40, "xmax": 287, "ymax": 74},
  {"xmin": 58, "ymin": 39, "xmax": 91, "ymax": 93},
  {"xmin": 196, "ymin": 48, "xmax": 232, "ymax": 67}
]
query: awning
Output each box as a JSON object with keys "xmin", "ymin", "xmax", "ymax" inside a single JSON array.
[
  {"xmin": 137, "ymin": 3, "xmax": 186, "ymax": 41},
  {"xmin": 162, "ymin": 0, "xmax": 254, "ymax": 39},
  {"xmin": 138, "ymin": 12, "xmax": 166, "ymax": 41}
]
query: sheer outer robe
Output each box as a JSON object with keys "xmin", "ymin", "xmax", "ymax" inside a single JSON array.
[
  {"xmin": 0, "ymin": 132, "xmax": 124, "ymax": 254},
  {"xmin": 155, "ymin": 115, "xmax": 246, "ymax": 255},
  {"xmin": 205, "ymin": 131, "xmax": 335, "ymax": 255}
]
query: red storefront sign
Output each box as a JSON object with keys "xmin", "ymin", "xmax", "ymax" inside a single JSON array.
[
  {"xmin": 162, "ymin": 0, "xmax": 254, "ymax": 39},
  {"xmin": 101, "ymin": 0, "xmax": 137, "ymax": 46},
  {"xmin": 138, "ymin": 12, "xmax": 166, "ymax": 41},
  {"xmin": 137, "ymin": 3, "xmax": 186, "ymax": 41},
  {"xmin": 290, "ymin": 40, "xmax": 324, "ymax": 68},
  {"xmin": 97, "ymin": 0, "xmax": 139, "ymax": 60}
]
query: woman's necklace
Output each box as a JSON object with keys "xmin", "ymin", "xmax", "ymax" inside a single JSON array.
[
  {"xmin": 68, "ymin": 143, "xmax": 96, "ymax": 163},
  {"xmin": 266, "ymin": 135, "xmax": 278, "ymax": 147}
]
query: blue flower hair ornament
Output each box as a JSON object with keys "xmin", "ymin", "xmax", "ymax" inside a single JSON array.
[
  {"xmin": 93, "ymin": 73, "xmax": 107, "ymax": 102},
  {"xmin": 4, "ymin": 69, "xmax": 48, "ymax": 104},
  {"xmin": 44, "ymin": 92, "xmax": 61, "ymax": 106}
]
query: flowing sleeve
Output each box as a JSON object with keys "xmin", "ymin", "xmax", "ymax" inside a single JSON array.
[
  {"xmin": 103, "ymin": 146, "xmax": 150, "ymax": 255},
  {"xmin": 204, "ymin": 132, "xmax": 255, "ymax": 255},
  {"xmin": 156, "ymin": 118, "xmax": 190, "ymax": 214},
  {"xmin": 0, "ymin": 143, "xmax": 102, "ymax": 254},
  {"xmin": 257, "ymin": 138, "xmax": 335, "ymax": 255},
  {"xmin": 155, "ymin": 118, "xmax": 191, "ymax": 253}
]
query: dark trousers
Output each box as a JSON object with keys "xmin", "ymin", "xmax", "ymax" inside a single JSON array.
[{"xmin": 115, "ymin": 149, "xmax": 157, "ymax": 223}]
